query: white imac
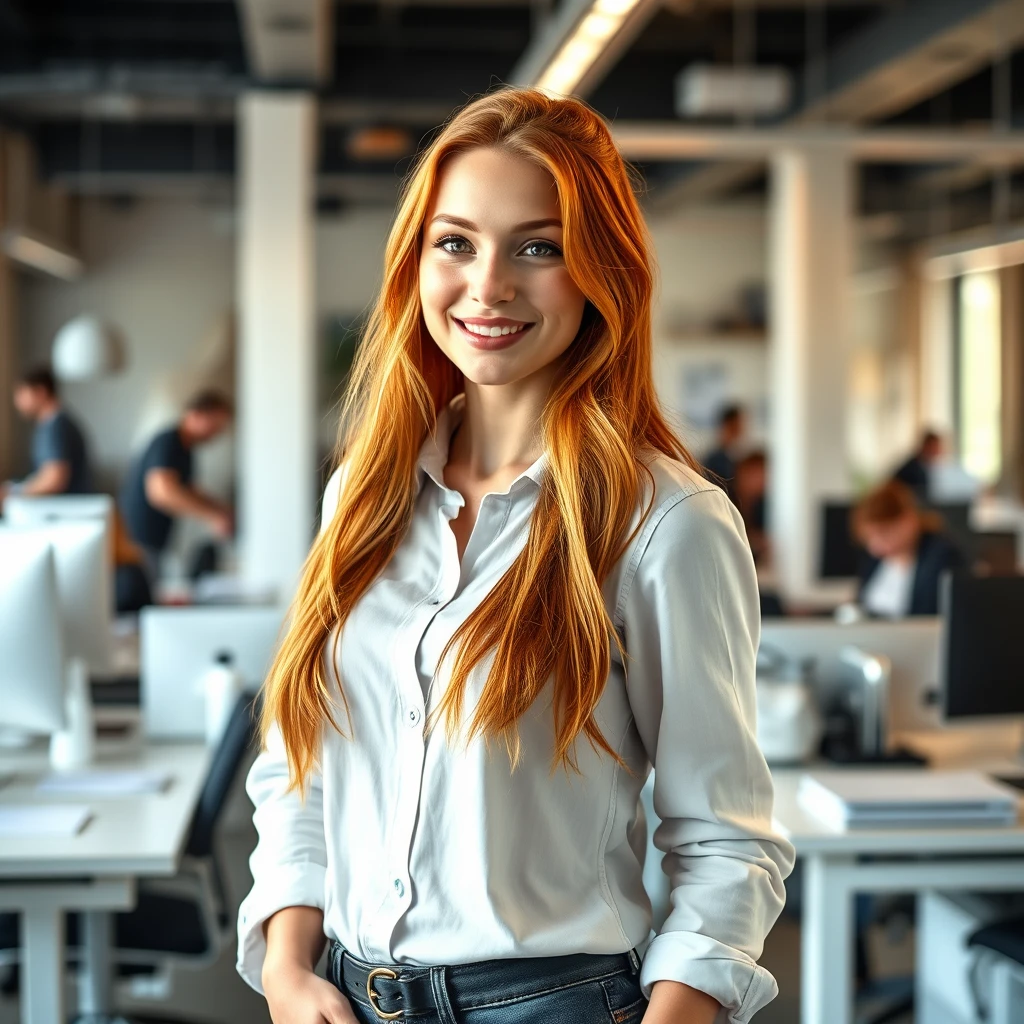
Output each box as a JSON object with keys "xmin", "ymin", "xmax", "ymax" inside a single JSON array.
[
  {"xmin": 3, "ymin": 493, "xmax": 115, "ymax": 559},
  {"xmin": 141, "ymin": 605, "xmax": 284, "ymax": 738},
  {"xmin": 0, "ymin": 534, "xmax": 66, "ymax": 738},
  {"xmin": 0, "ymin": 520, "xmax": 113, "ymax": 676}
]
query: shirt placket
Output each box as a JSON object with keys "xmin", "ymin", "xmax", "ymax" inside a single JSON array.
[{"xmin": 377, "ymin": 485, "xmax": 466, "ymax": 951}]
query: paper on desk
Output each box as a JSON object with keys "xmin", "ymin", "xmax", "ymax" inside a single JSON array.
[
  {"xmin": 0, "ymin": 804, "xmax": 91, "ymax": 838},
  {"xmin": 37, "ymin": 769, "xmax": 172, "ymax": 796}
]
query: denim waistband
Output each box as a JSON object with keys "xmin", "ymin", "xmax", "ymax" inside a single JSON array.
[{"xmin": 329, "ymin": 942, "xmax": 641, "ymax": 1018}]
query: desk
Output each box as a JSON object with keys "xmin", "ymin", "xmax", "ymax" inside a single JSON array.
[
  {"xmin": 0, "ymin": 741, "xmax": 210, "ymax": 1024},
  {"xmin": 772, "ymin": 759, "xmax": 1024, "ymax": 1024}
]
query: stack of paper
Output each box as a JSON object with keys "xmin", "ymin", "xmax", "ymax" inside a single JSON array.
[
  {"xmin": 0, "ymin": 804, "xmax": 92, "ymax": 838},
  {"xmin": 798, "ymin": 770, "xmax": 1021, "ymax": 830},
  {"xmin": 37, "ymin": 769, "xmax": 172, "ymax": 796}
]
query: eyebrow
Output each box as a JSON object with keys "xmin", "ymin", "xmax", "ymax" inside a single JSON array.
[{"xmin": 429, "ymin": 214, "xmax": 562, "ymax": 233}]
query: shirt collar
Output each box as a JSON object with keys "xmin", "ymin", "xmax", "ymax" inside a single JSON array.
[{"xmin": 416, "ymin": 393, "xmax": 548, "ymax": 497}]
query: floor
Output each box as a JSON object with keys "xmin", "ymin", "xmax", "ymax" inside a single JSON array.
[{"xmin": 0, "ymin": 792, "xmax": 917, "ymax": 1024}]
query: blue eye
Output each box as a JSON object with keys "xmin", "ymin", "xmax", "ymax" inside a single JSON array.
[
  {"xmin": 522, "ymin": 240, "xmax": 561, "ymax": 258},
  {"xmin": 433, "ymin": 234, "xmax": 472, "ymax": 255}
]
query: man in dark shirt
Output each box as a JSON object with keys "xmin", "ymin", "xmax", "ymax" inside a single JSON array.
[
  {"xmin": 892, "ymin": 429, "xmax": 942, "ymax": 502},
  {"xmin": 119, "ymin": 390, "xmax": 234, "ymax": 571},
  {"xmin": 702, "ymin": 403, "xmax": 746, "ymax": 503},
  {"xmin": 1, "ymin": 366, "xmax": 92, "ymax": 506}
]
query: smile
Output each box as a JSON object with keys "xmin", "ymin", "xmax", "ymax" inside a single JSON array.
[{"xmin": 452, "ymin": 317, "xmax": 535, "ymax": 349}]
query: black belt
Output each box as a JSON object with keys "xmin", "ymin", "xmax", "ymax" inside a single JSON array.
[{"xmin": 332, "ymin": 943, "xmax": 641, "ymax": 1021}]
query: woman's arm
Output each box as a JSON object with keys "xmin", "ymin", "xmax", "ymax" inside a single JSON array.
[
  {"xmin": 646, "ymin": 980, "xmax": 720, "ymax": 1024},
  {"xmin": 620, "ymin": 485, "xmax": 796, "ymax": 1024}
]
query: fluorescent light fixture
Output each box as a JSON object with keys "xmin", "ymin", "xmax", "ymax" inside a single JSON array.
[
  {"xmin": 676, "ymin": 64, "xmax": 792, "ymax": 119},
  {"xmin": 2, "ymin": 228, "xmax": 84, "ymax": 281},
  {"xmin": 534, "ymin": 0, "xmax": 648, "ymax": 98}
]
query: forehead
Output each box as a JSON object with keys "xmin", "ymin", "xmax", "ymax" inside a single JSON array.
[{"xmin": 428, "ymin": 146, "xmax": 560, "ymax": 228}]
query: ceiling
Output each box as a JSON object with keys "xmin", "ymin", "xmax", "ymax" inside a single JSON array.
[{"xmin": 0, "ymin": 0, "xmax": 1022, "ymax": 237}]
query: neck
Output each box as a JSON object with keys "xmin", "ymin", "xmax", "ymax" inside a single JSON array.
[
  {"xmin": 36, "ymin": 399, "xmax": 60, "ymax": 421},
  {"xmin": 451, "ymin": 368, "xmax": 555, "ymax": 480}
]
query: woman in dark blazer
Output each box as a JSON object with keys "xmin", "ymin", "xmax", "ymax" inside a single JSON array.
[{"xmin": 852, "ymin": 480, "xmax": 965, "ymax": 617}]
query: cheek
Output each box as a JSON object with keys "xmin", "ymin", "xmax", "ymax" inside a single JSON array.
[{"xmin": 419, "ymin": 260, "xmax": 462, "ymax": 320}]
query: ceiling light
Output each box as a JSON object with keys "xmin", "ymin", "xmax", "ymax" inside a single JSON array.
[
  {"xmin": 52, "ymin": 316, "xmax": 127, "ymax": 381},
  {"xmin": 535, "ymin": 0, "xmax": 646, "ymax": 97},
  {"xmin": 1, "ymin": 228, "xmax": 84, "ymax": 281}
]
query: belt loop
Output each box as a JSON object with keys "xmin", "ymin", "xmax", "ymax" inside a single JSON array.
[
  {"xmin": 429, "ymin": 965, "xmax": 459, "ymax": 1024},
  {"xmin": 627, "ymin": 948, "xmax": 641, "ymax": 975}
]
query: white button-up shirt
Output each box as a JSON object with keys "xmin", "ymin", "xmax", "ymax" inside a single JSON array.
[{"xmin": 237, "ymin": 396, "xmax": 794, "ymax": 1023}]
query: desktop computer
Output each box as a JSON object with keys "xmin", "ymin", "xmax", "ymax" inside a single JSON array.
[
  {"xmin": 0, "ymin": 534, "xmax": 66, "ymax": 737},
  {"xmin": 940, "ymin": 573, "xmax": 1024, "ymax": 722},
  {"xmin": 0, "ymin": 521, "xmax": 112, "ymax": 676}
]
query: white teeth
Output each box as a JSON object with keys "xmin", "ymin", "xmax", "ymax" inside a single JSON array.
[{"xmin": 460, "ymin": 320, "xmax": 528, "ymax": 337}]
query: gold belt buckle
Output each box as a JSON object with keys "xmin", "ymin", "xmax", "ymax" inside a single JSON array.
[{"xmin": 366, "ymin": 966, "xmax": 403, "ymax": 1020}]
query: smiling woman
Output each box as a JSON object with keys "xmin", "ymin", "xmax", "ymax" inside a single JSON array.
[{"xmin": 239, "ymin": 87, "xmax": 794, "ymax": 1024}]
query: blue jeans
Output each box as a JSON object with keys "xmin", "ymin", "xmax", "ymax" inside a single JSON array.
[{"xmin": 328, "ymin": 942, "xmax": 648, "ymax": 1024}]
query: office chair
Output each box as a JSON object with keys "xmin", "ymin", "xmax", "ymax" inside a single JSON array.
[
  {"xmin": 0, "ymin": 692, "xmax": 258, "ymax": 1021},
  {"xmin": 967, "ymin": 915, "xmax": 1024, "ymax": 1023}
]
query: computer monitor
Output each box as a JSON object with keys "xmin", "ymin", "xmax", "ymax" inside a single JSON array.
[
  {"xmin": 0, "ymin": 534, "xmax": 66, "ymax": 736},
  {"xmin": 141, "ymin": 605, "xmax": 284, "ymax": 738},
  {"xmin": 0, "ymin": 521, "xmax": 112, "ymax": 675},
  {"xmin": 3, "ymin": 493, "xmax": 115, "ymax": 559},
  {"xmin": 819, "ymin": 501, "xmax": 862, "ymax": 579},
  {"xmin": 939, "ymin": 573, "xmax": 1024, "ymax": 721}
]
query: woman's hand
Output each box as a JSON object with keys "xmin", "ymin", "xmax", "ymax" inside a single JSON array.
[{"xmin": 263, "ymin": 961, "xmax": 359, "ymax": 1024}]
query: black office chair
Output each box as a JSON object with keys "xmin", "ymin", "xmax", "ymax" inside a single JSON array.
[{"xmin": 0, "ymin": 692, "xmax": 259, "ymax": 1020}]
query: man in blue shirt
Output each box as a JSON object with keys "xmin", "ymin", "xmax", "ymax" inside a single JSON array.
[
  {"xmin": 1, "ymin": 366, "xmax": 93, "ymax": 506},
  {"xmin": 119, "ymin": 389, "xmax": 234, "ymax": 573}
]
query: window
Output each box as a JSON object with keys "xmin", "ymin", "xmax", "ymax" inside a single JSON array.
[{"xmin": 956, "ymin": 270, "xmax": 1002, "ymax": 485}]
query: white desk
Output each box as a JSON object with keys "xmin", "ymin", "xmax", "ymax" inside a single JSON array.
[
  {"xmin": 0, "ymin": 740, "xmax": 210, "ymax": 1024},
  {"xmin": 772, "ymin": 759, "xmax": 1024, "ymax": 1024}
]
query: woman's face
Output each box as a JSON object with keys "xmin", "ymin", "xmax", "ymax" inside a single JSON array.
[
  {"xmin": 861, "ymin": 512, "xmax": 921, "ymax": 560},
  {"xmin": 419, "ymin": 146, "xmax": 587, "ymax": 388}
]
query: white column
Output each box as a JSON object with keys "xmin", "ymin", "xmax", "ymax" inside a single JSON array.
[
  {"xmin": 237, "ymin": 92, "xmax": 317, "ymax": 597},
  {"xmin": 768, "ymin": 144, "xmax": 853, "ymax": 603}
]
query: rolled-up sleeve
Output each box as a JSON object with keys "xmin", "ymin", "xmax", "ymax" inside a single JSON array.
[
  {"xmin": 236, "ymin": 724, "xmax": 328, "ymax": 993},
  {"xmin": 621, "ymin": 486, "xmax": 795, "ymax": 1022}
]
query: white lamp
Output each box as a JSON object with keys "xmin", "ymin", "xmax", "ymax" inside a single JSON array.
[{"xmin": 51, "ymin": 315, "xmax": 126, "ymax": 381}]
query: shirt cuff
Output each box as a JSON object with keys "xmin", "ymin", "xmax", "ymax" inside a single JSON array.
[
  {"xmin": 640, "ymin": 931, "xmax": 779, "ymax": 1024},
  {"xmin": 235, "ymin": 859, "xmax": 327, "ymax": 994}
]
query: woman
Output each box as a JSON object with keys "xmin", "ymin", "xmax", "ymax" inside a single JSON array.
[
  {"xmin": 238, "ymin": 88, "xmax": 793, "ymax": 1024},
  {"xmin": 853, "ymin": 479, "xmax": 965, "ymax": 617}
]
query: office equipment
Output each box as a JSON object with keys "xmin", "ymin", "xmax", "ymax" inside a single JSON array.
[
  {"xmin": 3, "ymin": 492, "xmax": 114, "ymax": 533},
  {"xmin": 36, "ymin": 769, "xmax": 172, "ymax": 796},
  {"xmin": 940, "ymin": 574, "xmax": 1024, "ymax": 722},
  {"xmin": 761, "ymin": 618, "xmax": 942, "ymax": 738},
  {"xmin": 0, "ymin": 740, "xmax": 210, "ymax": 1024},
  {"xmin": 819, "ymin": 500, "xmax": 861, "ymax": 579},
  {"xmin": 0, "ymin": 805, "xmax": 91, "ymax": 839},
  {"xmin": 0, "ymin": 534, "xmax": 66, "ymax": 738},
  {"xmin": 141, "ymin": 605, "xmax": 283, "ymax": 738},
  {"xmin": 797, "ymin": 770, "xmax": 1020, "ymax": 830},
  {"xmin": 0, "ymin": 520, "xmax": 112, "ymax": 676},
  {"xmin": 768, "ymin": 757, "xmax": 1024, "ymax": 1024}
]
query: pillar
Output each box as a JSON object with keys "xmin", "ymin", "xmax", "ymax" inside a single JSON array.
[
  {"xmin": 237, "ymin": 92, "xmax": 318, "ymax": 597},
  {"xmin": 768, "ymin": 144, "xmax": 853, "ymax": 603}
]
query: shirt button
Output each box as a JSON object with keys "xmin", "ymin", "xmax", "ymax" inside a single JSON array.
[
  {"xmin": 407, "ymin": 707, "xmax": 422, "ymax": 726},
  {"xmin": 430, "ymin": 597, "xmax": 441, "ymax": 605},
  {"xmin": 394, "ymin": 878, "xmax": 405, "ymax": 898}
]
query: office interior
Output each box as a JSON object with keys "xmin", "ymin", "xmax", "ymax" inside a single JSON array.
[{"xmin": 2, "ymin": 1, "xmax": 1024, "ymax": 1022}]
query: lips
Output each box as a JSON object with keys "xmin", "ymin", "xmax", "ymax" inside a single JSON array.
[{"xmin": 452, "ymin": 315, "xmax": 535, "ymax": 349}]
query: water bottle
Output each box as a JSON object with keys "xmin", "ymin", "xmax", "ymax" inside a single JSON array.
[{"xmin": 202, "ymin": 650, "xmax": 243, "ymax": 746}]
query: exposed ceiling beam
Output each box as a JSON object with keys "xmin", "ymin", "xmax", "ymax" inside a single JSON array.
[
  {"xmin": 613, "ymin": 125, "xmax": 1024, "ymax": 162},
  {"xmin": 237, "ymin": 0, "xmax": 333, "ymax": 85},
  {"xmin": 656, "ymin": 0, "xmax": 1024, "ymax": 207},
  {"xmin": 510, "ymin": 0, "xmax": 666, "ymax": 99}
]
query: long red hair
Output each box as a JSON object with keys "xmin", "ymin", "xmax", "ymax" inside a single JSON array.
[{"xmin": 261, "ymin": 87, "xmax": 698, "ymax": 790}]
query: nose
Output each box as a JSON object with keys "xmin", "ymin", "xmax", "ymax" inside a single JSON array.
[{"xmin": 467, "ymin": 249, "xmax": 515, "ymax": 307}]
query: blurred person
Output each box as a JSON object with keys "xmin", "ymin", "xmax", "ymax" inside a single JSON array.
[
  {"xmin": 119, "ymin": 389, "xmax": 233, "ymax": 576},
  {"xmin": 240, "ymin": 89, "xmax": 792, "ymax": 1024},
  {"xmin": 734, "ymin": 449, "xmax": 768, "ymax": 563},
  {"xmin": 0, "ymin": 365, "xmax": 92, "ymax": 505},
  {"xmin": 702, "ymin": 403, "xmax": 745, "ymax": 501},
  {"xmin": 112, "ymin": 509, "xmax": 153, "ymax": 614},
  {"xmin": 852, "ymin": 479, "xmax": 964, "ymax": 618},
  {"xmin": 891, "ymin": 429, "xmax": 942, "ymax": 501}
]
